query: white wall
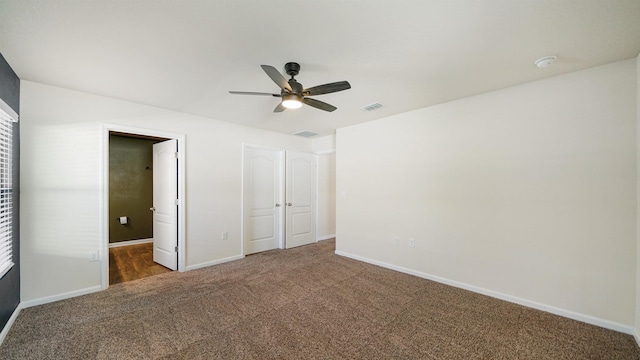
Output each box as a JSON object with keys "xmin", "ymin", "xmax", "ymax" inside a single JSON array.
[
  {"xmin": 316, "ymin": 152, "xmax": 336, "ymax": 240},
  {"xmin": 336, "ymin": 59, "xmax": 637, "ymax": 330},
  {"xmin": 20, "ymin": 81, "xmax": 312, "ymax": 302},
  {"xmin": 313, "ymin": 135, "xmax": 337, "ymax": 240},
  {"xmin": 312, "ymin": 135, "xmax": 335, "ymax": 153}
]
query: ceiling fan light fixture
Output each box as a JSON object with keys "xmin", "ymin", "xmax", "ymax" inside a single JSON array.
[
  {"xmin": 282, "ymin": 94, "xmax": 302, "ymax": 109},
  {"xmin": 230, "ymin": 63, "xmax": 350, "ymax": 112}
]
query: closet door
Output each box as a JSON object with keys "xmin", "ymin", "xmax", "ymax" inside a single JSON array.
[
  {"xmin": 243, "ymin": 146, "xmax": 283, "ymax": 254},
  {"xmin": 285, "ymin": 151, "xmax": 316, "ymax": 248}
]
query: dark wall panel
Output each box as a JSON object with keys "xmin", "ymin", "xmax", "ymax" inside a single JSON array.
[
  {"xmin": 0, "ymin": 53, "xmax": 20, "ymax": 334},
  {"xmin": 0, "ymin": 53, "xmax": 19, "ymax": 114},
  {"xmin": 109, "ymin": 135, "xmax": 157, "ymax": 243}
]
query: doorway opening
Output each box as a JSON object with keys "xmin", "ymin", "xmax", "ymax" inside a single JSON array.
[
  {"xmin": 108, "ymin": 132, "xmax": 170, "ymax": 284},
  {"xmin": 101, "ymin": 124, "xmax": 186, "ymax": 289}
]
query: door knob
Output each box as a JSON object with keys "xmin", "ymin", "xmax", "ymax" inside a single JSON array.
[
  {"xmin": 287, "ymin": 203, "xmax": 292, "ymax": 206},
  {"xmin": 275, "ymin": 203, "xmax": 281, "ymax": 207},
  {"xmin": 150, "ymin": 207, "xmax": 156, "ymax": 211}
]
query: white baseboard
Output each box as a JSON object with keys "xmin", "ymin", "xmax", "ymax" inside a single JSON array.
[
  {"xmin": 335, "ymin": 250, "xmax": 635, "ymax": 336},
  {"xmin": 635, "ymin": 329, "xmax": 640, "ymax": 348},
  {"xmin": 186, "ymin": 254, "xmax": 245, "ymax": 271},
  {"xmin": 108, "ymin": 238, "xmax": 153, "ymax": 248},
  {"xmin": 21, "ymin": 285, "xmax": 103, "ymax": 309},
  {"xmin": 317, "ymin": 234, "xmax": 336, "ymax": 241},
  {"xmin": 0, "ymin": 302, "xmax": 22, "ymax": 346}
]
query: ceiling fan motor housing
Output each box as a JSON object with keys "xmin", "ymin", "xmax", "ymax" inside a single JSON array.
[{"xmin": 285, "ymin": 62, "xmax": 300, "ymax": 76}]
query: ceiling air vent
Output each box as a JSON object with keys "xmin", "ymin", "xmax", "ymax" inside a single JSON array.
[
  {"xmin": 361, "ymin": 102, "xmax": 383, "ymax": 111},
  {"xmin": 293, "ymin": 130, "xmax": 319, "ymax": 138}
]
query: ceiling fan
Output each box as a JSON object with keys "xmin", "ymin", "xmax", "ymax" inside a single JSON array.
[{"xmin": 229, "ymin": 62, "xmax": 351, "ymax": 112}]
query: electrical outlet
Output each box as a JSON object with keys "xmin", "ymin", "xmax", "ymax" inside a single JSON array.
[
  {"xmin": 89, "ymin": 251, "xmax": 99, "ymax": 262},
  {"xmin": 221, "ymin": 231, "xmax": 229, "ymax": 240},
  {"xmin": 409, "ymin": 238, "xmax": 415, "ymax": 248},
  {"xmin": 393, "ymin": 237, "xmax": 399, "ymax": 245}
]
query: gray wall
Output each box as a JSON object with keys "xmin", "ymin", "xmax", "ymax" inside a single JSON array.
[
  {"xmin": 0, "ymin": 53, "xmax": 20, "ymax": 334},
  {"xmin": 109, "ymin": 134, "xmax": 159, "ymax": 243}
]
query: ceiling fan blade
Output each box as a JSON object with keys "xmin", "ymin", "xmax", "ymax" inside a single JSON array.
[
  {"xmin": 229, "ymin": 91, "xmax": 281, "ymax": 97},
  {"xmin": 261, "ymin": 65, "xmax": 292, "ymax": 92},
  {"xmin": 302, "ymin": 81, "xmax": 351, "ymax": 96},
  {"xmin": 274, "ymin": 102, "xmax": 286, "ymax": 113},
  {"xmin": 302, "ymin": 97, "xmax": 337, "ymax": 112}
]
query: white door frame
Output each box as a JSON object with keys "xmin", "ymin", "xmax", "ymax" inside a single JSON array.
[
  {"xmin": 241, "ymin": 143, "xmax": 286, "ymax": 254},
  {"xmin": 101, "ymin": 123, "xmax": 187, "ymax": 290}
]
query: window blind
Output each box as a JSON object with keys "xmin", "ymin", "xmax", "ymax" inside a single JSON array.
[{"xmin": 0, "ymin": 109, "xmax": 14, "ymax": 279}]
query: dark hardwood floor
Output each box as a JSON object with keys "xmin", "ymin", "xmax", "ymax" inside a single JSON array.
[{"xmin": 109, "ymin": 242, "xmax": 172, "ymax": 285}]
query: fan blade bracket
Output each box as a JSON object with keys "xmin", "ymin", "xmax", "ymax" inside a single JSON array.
[{"xmin": 288, "ymin": 79, "xmax": 304, "ymax": 93}]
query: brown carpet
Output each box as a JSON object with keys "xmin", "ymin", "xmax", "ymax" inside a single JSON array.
[{"xmin": 1, "ymin": 239, "xmax": 639, "ymax": 359}]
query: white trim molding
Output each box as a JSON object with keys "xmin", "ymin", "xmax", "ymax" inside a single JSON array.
[
  {"xmin": 0, "ymin": 303, "xmax": 22, "ymax": 346},
  {"xmin": 186, "ymin": 254, "xmax": 245, "ymax": 272},
  {"xmin": 317, "ymin": 234, "xmax": 336, "ymax": 241},
  {"xmin": 335, "ymin": 250, "xmax": 635, "ymax": 336},
  {"xmin": 21, "ymin": 285, "xmax": 103, "ymax": 309},
  {"xmin": 108, "ymin": 238, "xmax": 153, "ymax": 248}
]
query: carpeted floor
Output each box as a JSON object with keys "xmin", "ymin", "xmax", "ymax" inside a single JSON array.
[{"xmin": 1, "ymin": 239, "xmax": 639, "ymax": 359}]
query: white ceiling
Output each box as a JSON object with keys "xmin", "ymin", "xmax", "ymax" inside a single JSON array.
[{"xmin": 1, "ymin": 0, "xmax": 639, "ymax": 137}]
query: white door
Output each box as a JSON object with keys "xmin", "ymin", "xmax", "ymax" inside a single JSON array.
[
  {"xmin": 152, "ymin": 139, "xmax": 178, "ymax": 270},
  {"xmin": 243, "ymin": 147, "xmax": 283, "ymax": 254},
  {"xmin": 285, "ymin": 151, "xmax": 317, "ymax": 248}
]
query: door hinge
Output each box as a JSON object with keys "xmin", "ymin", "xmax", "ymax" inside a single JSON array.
[
  {"xmin": 174, "ymin": 152, "xmax": 179, "ymax": 159},
  {"xmin": 175, "ymin": 246, "xmax": 178, "ymax": 252},
  {"xmin": 175, "ymin": 199, "xmax": 180, "ymax": 206}
]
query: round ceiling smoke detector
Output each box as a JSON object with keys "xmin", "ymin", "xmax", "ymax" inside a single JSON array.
[{"xmin": 534, "ymin": 56, "xmax": 557, "ymax": 69}]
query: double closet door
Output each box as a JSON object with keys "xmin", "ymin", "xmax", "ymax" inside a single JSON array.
[{"xmin": 243, "ymin": 147, "xmax": 316, "ymax": 255}]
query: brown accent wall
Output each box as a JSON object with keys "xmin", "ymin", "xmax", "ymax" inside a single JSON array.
[{"xmin": 109, "ymin": 134, "xmax": 158, "ymax": 243}]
